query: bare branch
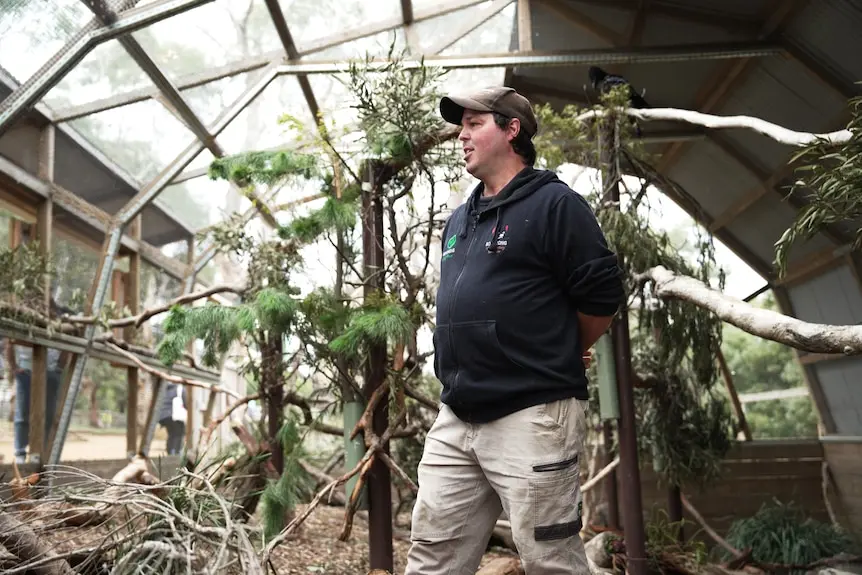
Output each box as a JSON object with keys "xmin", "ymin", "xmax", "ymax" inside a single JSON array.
[
  {"xmin": 66, "ymin": 285, "xmax": 246, "ymax": 328},
  {"xmin": 636, "ymin": 265, "xmax": 862, "ymax": 355},
  {"xmin": 576, "ymin": 106, "xmax": 852, "ymax": 147},
  {"xmin": 105, "ymin": 342, "xmax": 241, "ymax": 397}
]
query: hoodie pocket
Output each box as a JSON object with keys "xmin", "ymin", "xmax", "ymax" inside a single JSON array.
[{"xmin": 450, "ymin": 320, "xmax": 527, "ymax": 381}]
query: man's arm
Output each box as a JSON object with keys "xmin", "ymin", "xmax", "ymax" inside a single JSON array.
[
  {"xmin": 578, "ymin": 311, "xmax": 615, "ymax": 351},
  {"xmin": 545, "ymin": 189, "xmax": 625, "ymax": 351}
]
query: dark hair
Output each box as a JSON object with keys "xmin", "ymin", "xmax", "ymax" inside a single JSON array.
[{"xmin": 492, "ymin": 112, "xmax": 537, "ymax": 166}]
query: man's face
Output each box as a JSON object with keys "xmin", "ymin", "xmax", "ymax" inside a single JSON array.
[{"xmin": 458, "ymin": 109, "xmax": 514, "ymax": 178}]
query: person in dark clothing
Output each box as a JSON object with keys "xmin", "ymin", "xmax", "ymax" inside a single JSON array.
[
  {"xmin": 158, "ymin": 382, "xmax": 187, "ymax": 456},
  {"xmin": 404, "ymin": 87, "xmax": 624, "ymax": 575}
]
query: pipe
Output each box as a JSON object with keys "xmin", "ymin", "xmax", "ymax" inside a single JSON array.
[{"xmin": 272, "ymin": 43, "xmax": 784, "ymax": 75}]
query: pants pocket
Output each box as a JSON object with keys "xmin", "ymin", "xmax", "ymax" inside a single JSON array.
[{"xmin": 529, "ymin": 461, "xmax": 583, "ymax": 545}]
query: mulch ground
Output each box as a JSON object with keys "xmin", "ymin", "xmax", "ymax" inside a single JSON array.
[{"xmin": 269, "ymin": 504, "xmax": 517, "ymax": 574}]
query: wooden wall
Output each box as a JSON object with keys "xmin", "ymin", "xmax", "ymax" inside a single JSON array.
[
  {"xmin": 630, "ymin": 440, "xmax": 830, "ymax": 537},
  {"xmin": 822, "ymin": 437, "xmax": 862, "ymax": 537}
]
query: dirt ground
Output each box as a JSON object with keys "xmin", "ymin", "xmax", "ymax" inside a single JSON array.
[
  {"xmin": 0, "ymin": 423, "xmax": 173, "ymax": 462},
  {"xmin": 269, "ymin": 504, "xmax": 516, "ymax": 574}
]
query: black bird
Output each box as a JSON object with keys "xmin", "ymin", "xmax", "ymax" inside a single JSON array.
[
  {"xmin": 588, "ymin": 66, "xmax": 649, "ymax": 136},
  {"xmin": 588, "ymin": 66, "xmax": 649, "ymax": 108}
]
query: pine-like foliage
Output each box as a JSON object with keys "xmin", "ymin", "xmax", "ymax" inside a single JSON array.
[
  {"xmin": 157, "ymin": 288, "xmax": 298, "ymax": 369},
  {"xmin": 260, "ymin": 416, "xmax": 315, "ymax": 540}
]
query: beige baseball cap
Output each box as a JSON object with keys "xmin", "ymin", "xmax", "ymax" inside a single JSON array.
[{"xmin": 440, "ymin": 86, "xmax": 538, "ymax": 138}]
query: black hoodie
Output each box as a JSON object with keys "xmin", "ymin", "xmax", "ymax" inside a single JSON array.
[{"xmin": 434, "ymin": 167, "xmax": 624, "ymax": 423}]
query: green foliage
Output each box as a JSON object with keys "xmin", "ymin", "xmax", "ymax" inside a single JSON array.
[
  {"xmin": 329, "ymin": 296, "xmax": 414, "ymax": 359},
  {"xmin": 537, "ymin": 93, "xmax": 730, "ymax": 489},
  {"xmin": 723, "ymin": 501, "xmax": 856, "ymax": 569},
  {"xmin": 208, "ymin": 149, "xmax": 321, "ymax": 187},
  {"xmin": 157, "ymin": 288, "xmax": 298, "ymax": 369},
  {"xmin": 346, "ymin": 46, "xmax": 449, "ymax": 165},
  {"xmin": 260, "ymin": 416, "xmax": 315, "ymax": 540},
  {"xmin": 644, "ymin": 509, "xmax": 709, "ymax": 572},
  {"xmin": 0, "ymin": 240, "xmax": 53, "ymax": 313},
  {"xmin": 775, "ymin": 94, "xmax": 862, "ymax": 275},
  {"xmin": 633, "ymin": 343, "xmax": 734, "ymax": 488},
  {"xmin": 278, "ymin": 192, "xmax": 358, "ymax": 244}
]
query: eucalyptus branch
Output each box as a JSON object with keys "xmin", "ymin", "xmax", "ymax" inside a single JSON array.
[
  {"xmin": 576, "ymin": 106, "xmax": 852, "ymax": 147},
  {"xmin": 636, "ymin": 265, "xmax": 862, "ymax": 354}
]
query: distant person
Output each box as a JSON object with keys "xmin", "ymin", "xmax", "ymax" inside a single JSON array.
[
  {"xmin": 13, "ymin": 345, "xmax": 64, "ymax": 464},
  {"xmin": 158, "ymin": 382, "xmax": 187, "ymax": 455},
  {"xmin": 12, "ymin": 297, "xmax": 74, "ymax": 464}
]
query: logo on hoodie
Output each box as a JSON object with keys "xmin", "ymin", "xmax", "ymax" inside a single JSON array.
[
  {"xmin": 485, "ymin": 225, "xmax": 509, "ymax": 253},
  {"xmin": 442, "ymin": 234, "xmax": 457, "ymax": 261}
]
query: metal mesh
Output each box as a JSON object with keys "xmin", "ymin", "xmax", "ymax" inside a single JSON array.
[{"xmin": 0, "ymin": 0, "xmax": 140, "ymax": 115}]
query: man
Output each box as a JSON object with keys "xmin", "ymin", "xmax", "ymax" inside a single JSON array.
[
  {"xmin": 158, "ymin": 382, "xmax": 187, "ymax": 455},
  {"xmin": 404, "ymin": 87, "xmax": 624, "ymax": 574}
]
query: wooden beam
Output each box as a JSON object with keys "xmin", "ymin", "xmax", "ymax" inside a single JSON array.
[
  {"xmin": 28, "ymin": 124, "xmax": 55, "ymax": 465},
  {"xmin": 125, "ymin": 215, "xmax": 141, "ymax": 459},
  {"xmin": 772, "ymin": 286, "xmax": 836, "ymax": 435},
  {"xmin": 535, "ymin": 0, "xmax": 623, "ymax": 46},
  {"xmin": 708, "ymin": 132, "xmax": 850, "ymax": 247},
  {"xmin": 708, "ymin": 163, "xmax": 794, "ymax": 233},
  {"xmin": 517, "ymin": 0, "xmax": 533, "ymax": 52},
  {"xmin": 567, "ymin": 0, "xmax": 762, "ymax": 35},
  {"xmin": 717, "ymin": 348, "xmax": 752, "ymax": 441},
  {"xmin": 656, "ymin": 0, "xmax": 808, "ymax": 175}
]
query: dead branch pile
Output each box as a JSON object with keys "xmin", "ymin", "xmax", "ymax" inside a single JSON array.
[{"xmin": 0, "ymin": 463, "xmax": 262, "ymax": 575}]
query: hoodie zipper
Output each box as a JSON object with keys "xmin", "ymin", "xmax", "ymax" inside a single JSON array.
[{"xmin": 447, "ymin": 212, "xmax": 479, "ymax": 406}]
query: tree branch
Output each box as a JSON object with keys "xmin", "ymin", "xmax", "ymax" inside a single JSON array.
[
  {"xmin": 66, "ymin": 284, "xmax": 246, "ymax": 328},
  {"xmin": 105, "ymin": 342, "xmax": 241, "ymax": 397},
  {"xmin": 576, "ymin": 106, "xmax": 852, "ymax": 147},
  {"xmin": 636, "ymin": 265, "xmax": 862, "ymax": 355}
]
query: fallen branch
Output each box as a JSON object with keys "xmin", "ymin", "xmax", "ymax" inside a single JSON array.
[
  {"xmin": 680, "ymin": 494, "xmax": 744, "ymax": 560},
  {"xmin": 582, "ymin": 455, "xmax": 620, "ymax": 493},
  {"xmin": 636, "ymin": 265, "xmax": 862, "ymax": 355},
  {"xmin": 0, "ymin": 509, "xmax": 76, "ymax": 575},
  {"xmin": 576, "ymin": 107, "xmax": 852, "ymax": 147}
]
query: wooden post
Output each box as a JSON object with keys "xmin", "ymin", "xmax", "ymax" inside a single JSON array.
[
  {"xmin": 28, "ymin": 124, "xmax": 54, "ymax": 465},
  {"xmin": 668, "ymin": 484, "xmax": 684, "ymax": 542},
  {"xmin": 600, "ymin": 114, "xmax": 647, "ymax": 575},
  {"xmin": 125, "ymin": 216, "xmax": 141, "ymax": 458},
  {"xmin": 361, "ymin": 161, "xmax": 393, "ymax": 572},
  {"xmin": 716, "ymin": 348, "xmax": 751, "ymax": 441},
  {"xmin": 184, "ymin": 236, "xmax": 195, "ymax": 452}
]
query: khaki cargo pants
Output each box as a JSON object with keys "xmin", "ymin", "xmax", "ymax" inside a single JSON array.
[{"xmin": 404, "ymin": 396, "xmax": 591, "ymax": 575}]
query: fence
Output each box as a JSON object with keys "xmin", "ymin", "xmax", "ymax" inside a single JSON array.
[{"xmin": 634, "ymin": 439, "xmax": 830, "ymax": 537}]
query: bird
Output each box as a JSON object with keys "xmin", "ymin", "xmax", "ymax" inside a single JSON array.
[{"xmin": 588, "ymin": 66, "xmax": 649, "ymax": 136}]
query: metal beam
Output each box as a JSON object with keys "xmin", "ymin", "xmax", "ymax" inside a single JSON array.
[
  {"xmin": 270, "ymin": 43, "xmax": 783, "ymax": 75},
  {"xmin": 263, "ymin": 0, "xmax": 322, "ymax": 122},
  {"xmin": 47, "ymin": 65, "xmax": 280, "ymax": 467},
  {"xmin": 0, "ymin": 0, "xmax": 215, "ymax": 137},
  {"xmin": 51, "ymin": 0, "xmax": 491, "ymax": 122},
  {"xmin": 82, "ymin": 1, "xmax": 278, "ymax": 230}
]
